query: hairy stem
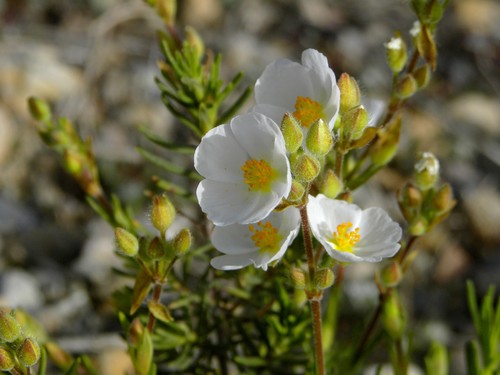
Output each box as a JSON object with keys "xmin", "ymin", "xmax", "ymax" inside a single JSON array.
[{"xmin": 311, "ymin": 299, "xmax": 326, "ymax": 375}]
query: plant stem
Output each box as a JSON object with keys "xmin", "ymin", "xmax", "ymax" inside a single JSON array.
[
  {"xmin": 147, "ymin": 282, "xmax": 163, "ymax": 333},
  {"xmin": 300, "ymin": 205, "xmax": 326, "ymax": 375}
]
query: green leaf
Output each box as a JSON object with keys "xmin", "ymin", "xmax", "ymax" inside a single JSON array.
[
  {"xmin": 147, "ymin": 300, "xmax": 174, "ymax": 323},
  {"xmin": 134, "ymin": 329, "xmax": 153, "ymax": 375},
  {"xmin": 154, "ymin": 177, "xmax": 197, "ymax": 202},
  {"xmin": 130, "ymin": 268, "xmax": 153, "ymax": 315},
  {"xmin": 138, "ymin": 125, "xmax": 195, "ymax": 154},
  {"xmin": 234, "ymin": 356, "xmax": 267, "ymax": 367},
  {"xmin": 37, "ymin": 347, "xmax": 47, "ymax": 375},
  {"xmin": 466, "ymin": 340, "xmax": 482, "ymax": 375},
  {"xmin": 64, "ymin": 358, "xmax": 80, "ymax": 375},
  {"xmin": 136, "ymin": 147, "xmax": 201, "ymax": 180}
]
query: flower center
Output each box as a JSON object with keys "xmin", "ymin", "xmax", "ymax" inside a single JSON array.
[
  {"xmin": 330, "ymin": 222, "xmax": 361, "ymax": 253},
  {"xmin": 241, "ymin": 159, "xmax": 276, "ymax": 192},
  {"xmin": 293, "ymin": 96, "xmax": 324, "ymax": 129},
  {"xmin": 249, "ymin": 221, "xmax": 283, "ymax": 254}
]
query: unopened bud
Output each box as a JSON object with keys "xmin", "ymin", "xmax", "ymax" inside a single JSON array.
[
  {"xmin": 0, "ymin": 347, "xmax": 15, "ymax": 371},
  {"xmin": 28, "ymin": 97, "xmax": 51, "ymax": 124},
  {"xmin": 338, "ymin": 73, "xmax": 361, "ymax": 114},
  {"xmin": 63, "ymin": 150, "xmax": 84, "ymax": 176},
  {"xmin": 400, "ymin": 183, "xmax": 423, "ymax": 209},
  {"xmin": 414, "ymin": 152, "xmax": 439, "ymax": 190},
  {"xmin": 292, "ymin": 153, "xmax": 320, "ymax": 183},
  {"xmin": 315, "ymin": 268, "xmax": 335, "ymax": 290},
  {"xmin": 433, "ymin": 183, "xmax": 455, "ymax": 213},
  {"xmin": 395, "ymin": 74, "xmax": 418, "ymax": 99},
  {"xmin": 173, "ymin": 228, "xmax": 191, "ymax": 256},
  {"xmin": 306, "ymin": 119, "xmax": 333, "ymax": 156},
  {"xmin": 341, "ymin": 106, "xmax": 369, "ymax": 141},
  {"xmin": 0, "ymin": 311, "xmax": 21, "ymax": 343},
  {"xmin": 184, "ymin": 26, "xmax": 204, "ymax": 59},
  {"xmin": 17, "ymin": 338, "xmax": 41, "ymax": 367},
  {"xmin": 145, "ymin": 237, "xmax": 166, "ymax": 260},
  {"xmin": 320, "ymin": 169, "xmax": 343, "ymax": 199},
  {"xmin": 382, "ymin": 291, "xmax": 405, "ymax": 339},
  {"xmin": 369, "ymin": 115, "xmax": 401, "ymax": 167},
  {"xmin": 115, "ymin": 228, "xmax": 139, "ymax": 257},
  {"xmin": 385, "ymin": 35, "xmax": 407, "ymax": 73},
  {"xmin": 425, "ymin": 341, "xmax": 449, "ymax": 375},
  {"xmin": 290, "ymin": 267, "xmax": 306, "ymax": 289},
  {"xmin": 281, "ymin": 113, "xmax": 303, "ymax": 153},
  {"xmin": 151, "ymin": 194, "xmax": 176, "ymax": 235},
  {"xmin": 379, "ymin": 262, "xmax": 403, "ymax": 288},
  {"xmin": 413, "ymin": 64, "xmax": 432, "ymax": 88},
  {"xmin": 409, "ymin": 217, "xmax": 428, "ymax": 236},
  {"xmin": 416, "ymin": 24, "xmax": 437, "ymax": 70},
  {"xmin": 287, "ymin": 179, "xmax": 305, "ymax": 202},
  {"xmin": 155, "ymin": 0, "xmax": 176, "ymax": 26}
]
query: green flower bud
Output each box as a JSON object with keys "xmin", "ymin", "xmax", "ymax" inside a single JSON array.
[
  {"xmin": 63, "ymin": 150, "xmax": 84, "ymax": 176},
  {"xmin": 338, "ymin": 73, "xmax": 361, "ymax": 114},
  {"xmin": 145, "ymin": 237, "xmax": 166, "ymax": 260},
  {"xmin": 409, "ymin": 217, "xmax": 428, "ymax": 236},
  {"xmin": 17, "ymin": 338, "xmax": 41, "ymax": 367},
  {"xmin": 287, "ymin": 179, "xmax": 306, "ymax": 202},
  {"xmin": 369, "ymin": 115, "xmax": 401, "ymax": 167},
  {"xmin": 395, "ymin": 74, "xmax": 418, "ymax": 99},
  {"xmin": 0, "ymin": 310, "xmax": 21, "ymax": 343},
  {"xmin": 155, "ymin": 0, "xmax": 176, "ymax": 26},
  {"xmin": 400, "ymin": 183, "xmax": 423, "ymax": 209},
  {"xmin": 414, "ymin": 152, "xmax": 439, "ymax": 190},
  {"xmin": 306, "ymin": 119, "xmax": 333, "ymax": 156},
  {"xmin": 416, "ymin": 24, "xmax": 437, "ymax": 70},
  {"xmin": 290, "ymin": 267, "xmax": 306, "ymax": 289},
  {"xmin": 0, "ymin": 347, "xmax": 15, "ymax": 371},
  {"xmin": 173, "ymin": 228, "xmax": 192, "ymax": 256},
  {"xmin": 425, "ymin": 341, "xmax": 449, "ymax": 375},
  {"xmin": 413, "ymin": 64, "xmax": 432, "ymax": 88},
  {"xmin": 379, "ymin": 262, "xmax": 403, "ymax": 288},
  {"xmin": 315, "ymin": 268, "xmax": 335, "ymax": 290},
  {"xmin": 341, "ymin": 105, "xmax": 369, "ymax": 141},
  {"xmin": 150, "ymin": 194, "xmax": 176, "ymax": 235},
  {"xmin": 115, "ymin": 227, "xmax": 139, "ymax": 257},
  {"xmin": 184, "ymin": 26, "xmax": 204, "ymax": 59},
  {"xmin": 319, "ymin": 169, "xmax": 343, "ymax": 199},
  {"xmin": 385, "ymin": 34, "xmax": 407, "ymax": 73},
  {"xmin": 28, "ymin": 97, "xmax": 52, "ymax": 123},
  {"xmin": 292, "ymin": 153, "xmax": 320, "ymax": 183},
  {"xmin": 432, "ymin": 183, "xmax": 455, "ymax": 213},
  {"xmin": 281, "ymin": 113, "xmax": 303, "ymax": 153},
  {"xmin": 382, "ymin": 291, "xmax": 405, "ymax": 339}
]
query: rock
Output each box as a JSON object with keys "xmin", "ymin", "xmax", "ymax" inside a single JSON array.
[
  {"xmin": 463, "ymin": 184, "xmax": 500, "ymax": 245},
  {"xmin": 0, "ymin": 106, "xmax": 16, "ymax": 167},
  {"xmin": 455, "ymin": 0, "xmax": 500, "ymax": 36},
  {"xmin": 449, "ymin": 93, "xmax": 500, "ymax": 136},
  {"xmin": 0, "ymin": 269, "xmax": 43, "ymax": 310}
]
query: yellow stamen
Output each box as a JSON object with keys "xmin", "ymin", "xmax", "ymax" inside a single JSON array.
[
  {"xmin": 249, "ymin": 221, "xmax": 283, "ymax": 254},
  {"xmin": 241, "ymin": 159, "xmax": 276, "ymax": 191},
  {"xmin": 293, "ymin": 96, "xmax": 324, "ymax": 128},
  {"xmin": 330, "ymin": 222, "xmax": 361, "ymax": 253}
]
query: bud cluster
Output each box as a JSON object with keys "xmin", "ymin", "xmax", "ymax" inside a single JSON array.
[
  {"xmin": 0, "ymin": 309, "xmax": 42, "ymax": 372},
  {"xmin": 398, "ymin": 152, "xmax": 455, "ymax": 236}
]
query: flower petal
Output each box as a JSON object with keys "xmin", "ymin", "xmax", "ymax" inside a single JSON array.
[{"xmin": 211, "ymin": 254, "xmax": 254, "ymax": 270}]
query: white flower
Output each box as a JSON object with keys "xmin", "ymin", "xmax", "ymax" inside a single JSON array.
[
  {"xmin": 307, "ymin": 195, "xmax": 402, "ymax": 263},
  {"xmin": 210, "ymin": 207, "xmax": 301, "ymax": 271},
  {"xmin": 252, "ymin": 49, "xmax": 340, "ymax": 132},
  {"xmin": 194, "ymin": 112, "xmax": 291, "ymax": 226}
]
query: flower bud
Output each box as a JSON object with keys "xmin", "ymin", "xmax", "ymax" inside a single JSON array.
[
  {"xmin": 306, "ymin": 119, "xmax": 333, "ymax": 156},
  {"xmin": 281, "ymin": 113, "xmax": 303, "ymax": 153},
  {"xmin": 115, "ymin": 227, "xmax": 139, "ymax": 257},
  {"xmin": 414, "ymin": 152, "xmax": 439, "ymax": 190},
  {"xmin": 0, "ymin": 347, "xmax": 15, "ymax": 371},
  {"xmin": 395, "ymin": 74, "xmax": 418, "ymax": 99},
  {"xmin": 416, "ymin": 24, "xmax": 437, "ymax": 70},
  {"xmin": 385, "ymin": 35, "xmax": 407, "ymax": 73},
  {"xmin": 413, "ymin": 64, "xmax": 432, "ymax": 88},
  {"xmin": 338, "ymin": 73, "xmax": 361, "ymax": 114},
  {"xmin": 369, "ymin": 115, "xmax": 401, "ymax": 167},
  {"xmin": 173, "ymin": 228, "xmax": 192, "ymax": 256},
  {"xmin": 184, "ymin": 26, "xmax": 204, "ymax": 59},
  {"xmin": 341, "ymin": 106, "xmax": 369, "ymax": 141},
  {"xmin": 150, "ymin": 194, "xmax": 176, "ymax": 235},
  {"xmin": 382, "ymin": 291, "xmax": 405, "ymax": 339},
  {"xmin": 287, "ymin": 179, "xmax": 305, "ymax": 202},
  {"xmin": 425, "ymin": 341, "xmax": 448, "ymax": 375},
  {"xmin": 28, "ymin": 97, "xmax": 51, "ymax": 124},
  {"xmin": 290, "ymin": 267, "xmax": 306, "ymax": 289},
  {"xmin": 17, "ymin": 338, "xmax": 41, "ymax": 367},
  {"xmin": 314, "ymin": 268, "xmax": 335, "ymax": 290},
  {"xmin": 319, "ymin": 169, "xmax": 343, "ymax": 199},
  {"xmin": 432, "ymin": 183, "xmax": 455, "ymax": 213},
  {"xmin": 155, "ymin": 0, "xmax": 176, "ymax": 26},
  {"xmin": 292, "ymin": 153, "xmax": 320, "ymax": 183},
  {"xmin": 63, "ymin": 150, "xmax": 84, "ymax": 176},
  {"xmin": 400, "ymin": 183, "xmax": 423, "ymax": 209},
  {"xmin": 379, "ymin": 262, "xmax": 403, "ymax": 288},
  {"xmin": 409, "ymin": 217, "xmax": 428, "ymax": 236},
  {"xmin": 0, "ymin": 311, "xmax": 21, "ymax": 343},
  {"xmin": 145, "ymin": 237, "xmax": 166, "ymax": 260}
]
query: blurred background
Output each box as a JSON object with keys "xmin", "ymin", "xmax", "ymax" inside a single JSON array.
[{"xmin": 0, "ymin": 0, "xmax": 499, "ymax": 374}]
